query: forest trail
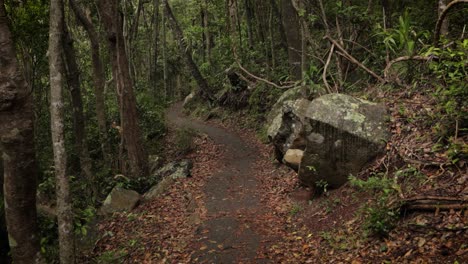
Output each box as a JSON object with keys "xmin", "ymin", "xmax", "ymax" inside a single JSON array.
[{"xmin": 167, "ymin": 103, "xmax": 270, "ymax": 263}]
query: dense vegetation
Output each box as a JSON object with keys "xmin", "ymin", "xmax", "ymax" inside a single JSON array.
[{"xmin": 0, "ymin": 0, "xmax": 466, "ymax": 263}]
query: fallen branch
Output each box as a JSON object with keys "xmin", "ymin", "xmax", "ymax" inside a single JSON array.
[
  {"xmin": 322, "ymin": 44, "xmax": 335, "ymax": 93},
  {"xmin": 384, "ymin": 56, "xmax": 430, "ymax": 81},
  {"xmin": 324, "ymin": 35, "xmax": 385, "ymax": 83},
  {"xmin": 402, "ymin": 196, "xmax": 468, "ymax": 211},
  {"xmin": 434, "ymin": 0, "xmax": 468, "ymax": 47},
  {"xmin": 235, "ymin": 61, "xmax": 298, "ymax": 89}
]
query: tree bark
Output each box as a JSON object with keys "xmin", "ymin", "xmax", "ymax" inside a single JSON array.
[
  {"xmin": 434, "ymin": 0, "xmax": 468, "ymax": 47},
  {"xmin": 48, "ymin": 0, "xmax": 75, "ymax": 262},
  {"xmin": 62, "ymin": 20, "xmax": 96, "ymax": 198},
  {"xmin": 150, "ymin": 0, "xmax": 161, "ymax": 98},
  {"xmin": 69, "ymin": 0, "xmax": 111, "ymax": 165},
  {"xmin": 269, "ymin": 0, "xmax": 288, "ymax": 51},
  {"xmin": 244, "ymin": 0, "xmax": 255, "ymax": 47},
  {"xmin": 438, "ymin": 0, "xmax": 450, "ymax": 37},
  {"xmin": 163, "ymin": 0, "xmax": 214, "ymax": 102},
  {"xmin": 98, "ymin": 0, "xmax": 149, "ymax": 178},
  {"xmin": 0, "ymin": 2, "xmax": 44, "ymax": 263},
  {"xmin": 280, "ymin": 0, "xmax": 302, "ymax": 80}
]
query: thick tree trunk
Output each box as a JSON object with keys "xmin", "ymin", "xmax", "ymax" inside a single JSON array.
[
  {"xmin": 69, "ymin": 0, "xmax": 111, "ymax": 165},
  {"xmin": 62, "ymin": 22, "xmax": 96, "ymax": 198},
  {"xmin": 49, "ymin": 0, "xmax": 75, "ymax": 262},
  {"xmin": 163, "ymin": 0, "xmax": 214, "ymax": 102},
  {"xmin": 98, "ymin": 0, "xmax": 149, "ymax": 178},
  {"xmin": 0, "ymin": 2, "xmax": 44, "ymax": 263},
  {"xmin": 280, "ymin": 0, "xmax": 302, "ymax": 80}
]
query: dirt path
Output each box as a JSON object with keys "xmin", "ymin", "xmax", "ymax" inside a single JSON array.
[{"xmin": 167, "ymin": 103, "xmax": 268, "ymax": 263}]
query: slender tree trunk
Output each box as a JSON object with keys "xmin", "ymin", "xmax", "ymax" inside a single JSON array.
[
  {"xmin": 0, "ymin": 2, "xmax": 44, "ymax": 263},
  {"xmin": 163, "ymin": 0, "xmax": 214, "ymax": 101},
  {"xmin": 269, "ymin": 6, "xmax": 276, "ymax": 70},
  {"xmin": 62, "ymin": 21, "xmax": 97, "ymax": 199},
  {"xmin": 201, "ymin": 0, "xmax": 211, "ymax": 63},
  {"xmin": 98, "ymin": 0, "xmax": 149, "ymax": 178},
  {"xmin": 162, "ymin": 1, "xmax": 168, "ymax": 99},
  {"xmin": 280, "ymin": 0, "xmax": 302, "ymax": 80},
  {"xmin": 69, "ymin": 0, "xmax": 111, "ymax": 166},
  {"xmin": 151, "ymin": 0, "xmax": 160, "ymax": 99},
  {"xmin": 438, "ymin": 0, "xmax": 449, "ymax": 36},
  {"xmin": 269, "ymin": 0, "xmax": 288, "ymax": 52},
  {"xmin": 49, "ymin": 0, "xmax": 75, "ymax": 262},
  {"xmin": 244, "ymin": 0, "xmax": 255, "ymax": 47}
]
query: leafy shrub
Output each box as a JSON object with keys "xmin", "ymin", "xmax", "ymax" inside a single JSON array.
[
  {"xmin": 175, "ymin": 127, "xmax": 197, "ymax": 155},
  {"xmin": 424, "ymin": 39, "xmax": 468, "ymax": 138},
  {"xmin": 349, "ymin": 174, "xmax": 400, "ymax": 237}
]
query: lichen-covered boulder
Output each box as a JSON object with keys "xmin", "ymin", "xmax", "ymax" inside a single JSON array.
[
  {"xmin": 267, "ymin": 98, "xmax": 310, "ymax": 161},
  {"xmin": 143, "ymin": 159, "xmax": 193, "ymax": 201},
  {"xmin": 298, "ymin": 93, "xmax": 389, "ymax": 189},
  {"xmin": 154, "ymin": 159, "xmax": 192, "ymax": 179},
  {"xmin": 266, "ymin": 86, "xmax": 312, "ymax": 125},
  {"xmin": 267, "ymin": 93, "xmax": 389, "ymax": 191},
  {"xmin": 99, "ymin": 187, "xmax": 140, "ymax": 215}
]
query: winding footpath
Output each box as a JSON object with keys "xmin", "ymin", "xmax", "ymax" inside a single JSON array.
[{"xmin": 167, "ymin": 103, "xmax": 268, "ymax": 263}]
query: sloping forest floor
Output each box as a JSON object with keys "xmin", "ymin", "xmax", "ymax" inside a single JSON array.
[{"xmin": 84, "ymin": 91, "xmax": 467, "ymax": 263}]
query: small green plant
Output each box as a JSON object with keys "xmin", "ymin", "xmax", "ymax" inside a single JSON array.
[
  {"xmin": 97, "ymin": 250, "xmax": 128, "ymax": 264},
  {"xmin": 175, "ymin": 127, "xmax": 197, "ymax": 155},
  {"xmin": 315, "ymin": 180, "xmax": 329, "ymax": 194},
  {"xmin": 289, "ymin": 203, "xmax": 303, "ymax": 216},
  {"xmin": 349, "ymin": 174, "xmax": 401, "ymax": 237}
]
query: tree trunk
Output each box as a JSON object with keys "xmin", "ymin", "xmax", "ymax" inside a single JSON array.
[
  {"xmin": 69, "ymin": 0, "xmax": 111, "ymax": 166},
  {"xmin": 438, "ymin": 0, "xmax": 449, "ymax": 36},
  {"xmin": 280, "ymin": 0, "xmax": 302, "ymax": 80},
  {"xmin": 163, "ymin": 0, "xmax": 214, "ymax": 102},
  {"xmin": 49, "ymin": 0, "xmax": 75, "ymax": 262},
  {"xmin": 62, "ymin": 20, "xmax": 96, "ymax": 199},
  {"xmin": 162, "ymin": 4, "xmax": 168, "ymax": 100},
  {"xmin": 98, "ymin": 0, "xmax": 149, "ymax": 178},
  {"xmin": 269, "ymin": 0, "xmax": 288, "ymax": 51},
  {"xmin": 150, "ymin": 0, "xmax": 160, "ymax": 99},
  {"xmin": 0, "ymin": 2, "xmax": 44, "ymax": 263},
  {"xmin": 201, "ymin": 0, "xmax": 211, "ymax": 63},
  {"xmin": 244, "ymin": 0, "xmax": 255, "ymax": 47}
]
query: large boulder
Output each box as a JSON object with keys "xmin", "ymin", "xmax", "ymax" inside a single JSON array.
[
  {"xmin": 267, "ymin": 98, "xmax": 310, "ymax": 161},
  {"xmin": 143, "ymin": 159, "xmax": 193, "ymax": 201},
  {"xmin": 99, "ymin": 187, "xmax": 140, "ymax": 215},
  {"xmin": 154, "ymin": 159, "xmax": 192, "ymax": 179},
  {"xmin": 267, "ymin": 93, "xmax": 389, "ymax": 190}
]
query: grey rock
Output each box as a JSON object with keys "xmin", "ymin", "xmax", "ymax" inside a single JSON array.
[
  {"xmin": 143, "ymin": 159, "xmax": 193, "ymax": 201},
  {"xmin": 183, "ymin": 91, "xmax": 196, "ymax": 108},
  {"xmin": 155, "ymin": 159, "xmax": 192, "ymax": 180},
  {"xmin": 99, "ymin": 187, "xmax": 140, "ymax": 215},
  {"xmin": 148, "ymin": 155, "xmax": 161, "ymax": 174},
  {"xmin": 267, "ymin": 98, "xmax": 310, "ymax": 160},
  {"xmin": 267, "ymin": 93, "xmax": 389, "ymax": 191}
]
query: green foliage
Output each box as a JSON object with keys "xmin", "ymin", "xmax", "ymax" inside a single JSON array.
[
  {"xmin": 349, "ymin": 174, "xmax": 400, "ymax": 237},
  {"xmin": 174, "ymin": 127, "xmax": 197, "ymax": 155},
  {"xmin": 289, "ymin": 203, "xmax": 303, "ymax": 217},
  {"xmin": 248, "ymin": 84, "xmax": 283, "ymax": 123},
  {"xmin": 96, "ymin": 249, "xmax": 128, "ymax": 264},
  {"xmin": 424, "ymin": 40, "xmax": 468, "ymax": 137},
  {"xmin": 315, "ymin": 180, "xmax": 329, "ymax": 194}
]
